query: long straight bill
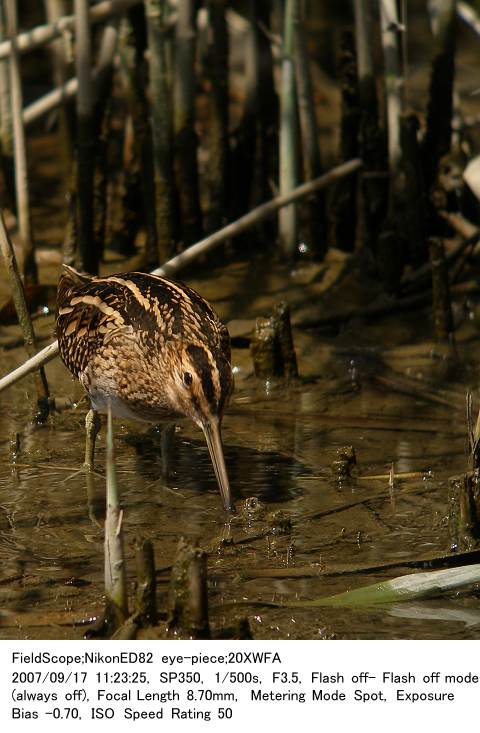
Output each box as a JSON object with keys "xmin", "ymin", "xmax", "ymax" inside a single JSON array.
[{"xmin": 201, "ymin": 419, "xmax": 234, "ymax": 513}]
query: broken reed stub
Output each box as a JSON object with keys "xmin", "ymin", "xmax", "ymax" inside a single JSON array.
[
  {"xmin": 448, "ymin": 473, "xmax": 480, "ymax": 553},
  {"xmin": 250, "ymin": 302, "xmax": 298, "ymax": 379},
  {"xmin": 429, "ymin": 236, "xmax": 454, "ymax": 341},
  {"xmin": 134, "ymin": 536, "xmax": 157, "ymax": 627},
  {"xmin": 273, "ymin": 301, "xmax": 299, "ymax": 378},
  {"xmin": 332, "ymin": 445, "xmax": 357, "ymax": 479},
  {"xmin": 250, "ymin": 317, "xmax": 283, "ymax": 378},
  {"xmin": 167, "ymin": 537, "xmax": 210, "ymax": 639}
]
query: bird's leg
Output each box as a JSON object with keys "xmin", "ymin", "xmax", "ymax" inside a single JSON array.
[
  {"xmin": 160, "ymin": 422, "xmax": 176, "ymax": 479},
  {"xmin": 84, "ymin": 408, "xmax": 101, "ymax": 471},
  {"xmin": 60, "ymin": 409, "xmax": 103, "ymax": 483}
]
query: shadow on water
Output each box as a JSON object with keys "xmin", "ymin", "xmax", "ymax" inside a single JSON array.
[{"xmin": 124, "ymin": 428, "xmax": 307, "ymax": 504}]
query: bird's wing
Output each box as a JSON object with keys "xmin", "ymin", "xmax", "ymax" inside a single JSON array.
[{"xmin": 56, "ymin": 272, "xmax": 136, "ymax": 377}]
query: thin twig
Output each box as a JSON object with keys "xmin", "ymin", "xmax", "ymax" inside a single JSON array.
[{"xmin": 0, "ymin": 209, "xmax": 49, "ymax": 414}]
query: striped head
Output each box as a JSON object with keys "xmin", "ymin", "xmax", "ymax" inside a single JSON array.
[{"xmin": 165, "ymin": 339, "xmax": 234, "ymax": 512}]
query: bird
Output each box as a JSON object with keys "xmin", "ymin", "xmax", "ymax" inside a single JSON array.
[{"xmin": 55, "ymin": 265, "xmax": 234, "ymax": 512}]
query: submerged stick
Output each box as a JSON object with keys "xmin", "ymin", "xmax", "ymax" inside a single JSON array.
[{"xmin": 0, "ymin": 159, "xmax": 362, "ymax": 392}]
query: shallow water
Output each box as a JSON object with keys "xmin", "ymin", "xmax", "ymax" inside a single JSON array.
[{"xmin": 1, "ymin": 258, "xmax": 479, "ymax": 640}]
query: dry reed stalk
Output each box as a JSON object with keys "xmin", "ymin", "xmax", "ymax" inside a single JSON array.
[
  {"xmin": 293, "ymin": 0, "xmax": 325, "ymax": 256},
  {"xmin": 74, "ymin": 0, "xmax": 96, "ymax": 273},
  {"xmin": 0, "ymin": 208, "xmax": 49, "ymax": 417},
  {"xmin": 205, "ymin": 0, "xmax": 229, "ymax": 233},
  {"xmin": 6, "ymin": 0, "xmax": 37, "ymax": 285},
  {"xmin": 423, "ymin": 0, "xmax": 456, "ymax": 191},
  {"xmin": 174, "ymin": 0, "xmax": 202, "ymax": 244},
  {"xmin": 278, "ymin": 0, "xmax": 299, "ymax": 257},
  {"xmin": 429, "ymin": 236, "xmax": 454, "ymax": 341},
  {"xmin": 43, "ymin": 0, "xmax": 73, "ymax": 182},
  {"xmin": 0, "ymin": 3, "xmax": 13, "ymax": 209},
  {"xmin": 145, "ymin": 0, "xmax": 176, "ymax": 264},
  {"xmin": 353, "ymin": 0, "xmax": 388, "ymax": 255},
  {"xmin": 0, "ymin": 0, "xmax": 142, "ymax": 60},
  {"xmin": 379, "ymin": 0, "xmax": 403, "ymax": 173}
]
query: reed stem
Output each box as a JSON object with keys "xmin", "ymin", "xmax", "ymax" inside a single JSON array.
[
  {"xmin": 134, "ymin": 537, "xmax": 157, "ymax": 626},
  {"xmin": 43, "ymin": 0, "xmax": 73, "ymax": 185},
  {"xmin": 0, "ymin": 3, "xmax": 13, "ymax": 210},
  {"xmin": 379, "ymin": 0, "xmax": 403, "ymax": 173},
  {"xmin": 423, "ymin": 0, "xmax": 456, "ymax": 192},
  {"xmin": 205, "ymin": 0, "xmax": 229, "ymax": 233},
  {"xmin": 0, "ymin": 208, "xmax": 49, "ymax": 418},
  {"xmin": 174, "ymin": 0, "xmax": 202, "ymax": 245},
  {"xmin": 145, "ymin": 0, "xmax": 176, "ymax": 264},
  {"xmin": 279, "ymin": 0, "xmax": 299, "ymax": 257},
  {"xmin": 74, "ymin": 0, "xmax": 96, "ymax": 273},
  {"xmin": 6, "ymin": 0, "xmax": 37, "ymax": 285},
  {"xmin": 294, "ymin": 0, "xmax": 324, "ymax": 256},
  {"xmin": 105, "ymin": 405, "xmax": 128, "ymax": 627}
]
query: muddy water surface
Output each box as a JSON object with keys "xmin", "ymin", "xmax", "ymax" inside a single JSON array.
[{"xmin": 1, "ymin": 256, "xmax": 479, "ymax": 640}]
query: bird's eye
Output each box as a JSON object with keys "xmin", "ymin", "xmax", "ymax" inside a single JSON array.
[{"xmin": 183, "ymin": 372, "xmax": 193, "ymax": 387}]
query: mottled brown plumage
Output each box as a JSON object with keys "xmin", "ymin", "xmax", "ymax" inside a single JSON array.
[{"xmin": 56, "ymin": 265, "xmax": 234, "ymax": 511}]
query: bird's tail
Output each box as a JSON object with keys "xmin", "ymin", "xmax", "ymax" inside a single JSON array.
[
  {"xmin": 60, "ymin": 264, "xmax": 93, "ymax": 287},
  {"xmin": 56, "ymin": 265, "xmax": 93, "ymax": 317}
]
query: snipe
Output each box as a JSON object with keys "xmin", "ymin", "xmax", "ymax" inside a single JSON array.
[{"xmin": 56, "ymin": 265, "xmax": 234, "ymax": 511}]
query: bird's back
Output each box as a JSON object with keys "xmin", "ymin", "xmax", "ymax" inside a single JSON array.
[{"xmin": 56, "ymin": 268, "xmax": 231, "ymax": 380}]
